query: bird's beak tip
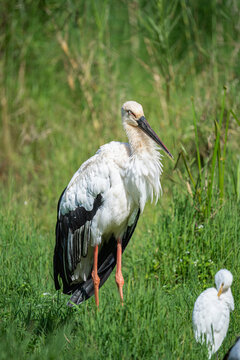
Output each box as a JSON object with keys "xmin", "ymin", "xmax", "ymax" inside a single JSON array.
[{"xmin": 162, "ymin": 148, "xmax": 174, "ymax": 161}]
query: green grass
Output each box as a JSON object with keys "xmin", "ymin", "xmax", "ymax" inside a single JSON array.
[
  {"xmin": 1, "ymin": 0, "xmax": 240, "ymax": 359},
  {"xmin": 0, "ymin": 193, "xmax": 239, "ymax": 359}
]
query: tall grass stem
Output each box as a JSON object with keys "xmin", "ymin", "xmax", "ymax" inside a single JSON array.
[
  {"xmin": 206, "ymin": 87, "xmax": 226, "ymax": 216},
  {"xmin": 191, "ymin": 97, "xmax": 202, "ymax": 192}
]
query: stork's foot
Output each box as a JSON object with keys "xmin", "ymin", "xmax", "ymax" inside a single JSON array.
[
  {"xmin": 92, "ymin": 245, "xmax": 100, "ymax": 307},
  {"xmin": 116, "ymin": 240, "xmax": 124, "ymax": 305},
  {"xmin": 115, "ymin": 271, "xmax": 124, "ymax": 304}
]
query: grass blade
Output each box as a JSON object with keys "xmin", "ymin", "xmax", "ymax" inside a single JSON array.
[
  {"xmin": 230, "ymin": 110, "xmax": 240, "ymax": 126},
  {"xmin": 180, "ymin": 151, "xmax": 196, "ymax": 189},
  {"xmin": 219, "ymin": 110, "xmax": 230, "ymax": 200},
  {"xmin": 207, "ymin": 87, "xmax": 226, "ymax": 216},
  {"xmin": 191, "ymin": 97, "xmax": 202, "ymax": 189},
  {"xmin": 215, "ymin": 119, "xmax": 222, "ymax": 199},
  {"xmin": 237, "ymin": 159, "xmax": 240, "ymax": 202}
]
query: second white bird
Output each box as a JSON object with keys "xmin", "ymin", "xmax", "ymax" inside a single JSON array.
[{"xmin": 192, "ymin": 269, "xmax": 234, "ymax": 358}]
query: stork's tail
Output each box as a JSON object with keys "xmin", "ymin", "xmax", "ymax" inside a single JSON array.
[
  {"xmin": 67, "ymin": 264, "xmax": 113, "ymax": 306},
  {"xmin": 67, "ymin": 284, "xmax": 90, "ymax": 306}
]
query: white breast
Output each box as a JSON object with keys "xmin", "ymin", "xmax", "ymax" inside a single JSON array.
[{"xmin": 124, "ymin": 148, "xmax": 163, "ymax": 212}]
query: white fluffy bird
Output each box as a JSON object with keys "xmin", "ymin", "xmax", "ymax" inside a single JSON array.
[
  {"xmin": 192, "ymin": 269, "xmax": 234, "ymax": 358},
  {"xmin": 53, "ymin": 101, "xmax": 173, "ymax": 307},
  {"xmin": 223, "ymin": 337, "xmax": 240, "ymax": 360}
]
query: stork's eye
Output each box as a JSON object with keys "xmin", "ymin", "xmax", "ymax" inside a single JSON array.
[{"xmin": 127, "ymin": 110, "xmax": 135, "ymax": 117}]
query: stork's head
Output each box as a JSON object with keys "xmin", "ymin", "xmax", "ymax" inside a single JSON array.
[
  {"xmin": 121, "ymin": 101, "xmax": 144, "ymax": 126},
  {"xmin": 121, "ymin": 101, "xmax": 173, "ymax": 159},
  {"xmin": 215, "ymin": 269, "xmax": 233, "ymax": 298}
]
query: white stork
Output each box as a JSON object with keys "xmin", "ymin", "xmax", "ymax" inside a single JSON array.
[
  {"xmin": 192, "ymin": 269, "xmax": 234, "ymax": 358},
  {"xmin": 53, "ymin": 101, "xmax": 173, "ymax": 307}
]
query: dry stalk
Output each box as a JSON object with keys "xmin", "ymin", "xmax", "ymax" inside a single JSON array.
[
  {"xmin": 46, "ymin": 7, "xmax": 100, "ymax": 131},
  {"xmin": 56, "ymin": 32, "xmax": 100, "ymax": 131}
]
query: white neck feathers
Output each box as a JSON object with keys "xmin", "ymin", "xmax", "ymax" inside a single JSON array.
[{"xmin": 123, "ymin": 124, "xmax": 163, "ymax": 212}]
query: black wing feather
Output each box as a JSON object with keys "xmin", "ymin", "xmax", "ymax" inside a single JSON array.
[
  {"xmin": 53, "ymin": 187, "xmax": 66, "ymax": 290},
  {"xmin": 67, "ymin": 209, "xmax": 140, "ymax": 306},
  {"xmin": 53, "ymin": 191, "xmax": 103, "ymax": 293}
]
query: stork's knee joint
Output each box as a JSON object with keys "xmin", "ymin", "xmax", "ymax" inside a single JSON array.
[
  {"xmin": 92, "ymin": 271, "xmax": 100, "ymax": 287},
  {"xmin": 115, "ymin": 272, "xmax": 124, "ymax": 287}
]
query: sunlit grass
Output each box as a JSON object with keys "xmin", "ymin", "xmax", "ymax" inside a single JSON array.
[
  {"xmin": 0, "ymin": 191, "xmax": 239, "ymax": 359},
  {"xmin": 174, "ymin": 87, "xmax": 239, "ymax": 219}
]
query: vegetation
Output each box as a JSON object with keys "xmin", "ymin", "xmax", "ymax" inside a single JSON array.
[{"xmin": 0, "ymin": 0, "xmax": 240, "ymax": 359}]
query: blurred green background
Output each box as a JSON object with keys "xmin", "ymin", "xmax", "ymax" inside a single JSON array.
[
  {"xmin": 0, "ymin": 1, "xmax": 240, "ymax": 359},
  {"xmin": 1, "ymin": 0, "xmax": 239, "ymax": 222}
]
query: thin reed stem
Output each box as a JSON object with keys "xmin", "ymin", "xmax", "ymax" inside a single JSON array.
[
  {"xmin": 191, "ymin": 97, "xmax": 202, "ymax": 192},
  {"xmin": 207, "ymin": 87, "xmax": 226, "ymax": 216}
]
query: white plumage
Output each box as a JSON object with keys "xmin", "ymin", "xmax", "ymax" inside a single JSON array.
[
  {"xmin": 54, "ymin": 101, "xmax": 172, "ymax": 306},
  {"xmin": 192, "ymin": 269, "xmax": 234, "ymax": 358}
]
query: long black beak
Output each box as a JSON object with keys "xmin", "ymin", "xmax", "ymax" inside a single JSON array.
[{"xmin": 137, "ymin": 116, "xmax": 173, "ymax": 159}]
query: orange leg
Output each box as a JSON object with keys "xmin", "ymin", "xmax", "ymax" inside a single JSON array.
[
  {"xmin": 91, "ymin": 245, "xmax": 100, "ymax": 307},
  {"xmin": 115, "ymin": 238, "xmax": 124, "ymax": 305}
]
